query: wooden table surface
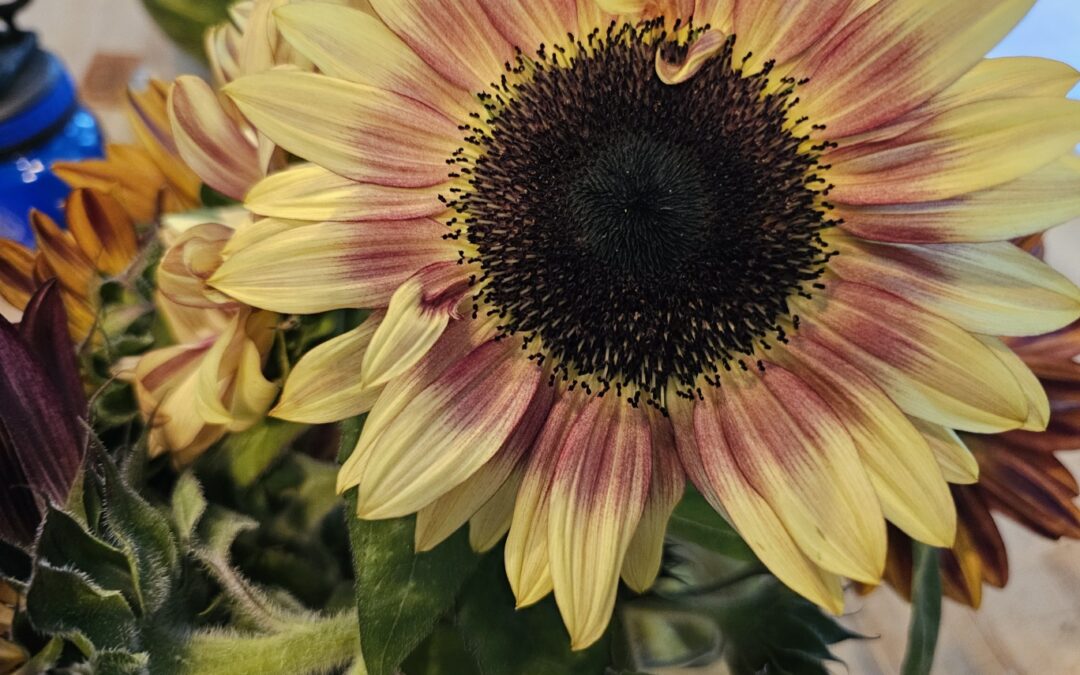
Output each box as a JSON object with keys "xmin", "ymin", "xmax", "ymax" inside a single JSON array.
[{"xmin": 13, "ymin": 2, "xmax": 1080, "ymax": 672}]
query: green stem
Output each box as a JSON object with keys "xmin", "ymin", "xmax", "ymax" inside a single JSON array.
[{"xmin": 182, "ymin": 610, "xmax": 362, "ymax": 675}]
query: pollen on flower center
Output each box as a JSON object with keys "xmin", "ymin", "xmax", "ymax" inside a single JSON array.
[{"xmin": 448, "ymin": 21, "xmax": 838, "ymax": 407}]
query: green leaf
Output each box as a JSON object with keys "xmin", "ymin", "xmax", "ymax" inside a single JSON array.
[
  {"xmin": 13, "ymin": 636, "xmax": 64, "ymax": 673},
  {"xmin": 35, "ymin": 505, "xmax": 139, "ymax": 612},
  {"xmin": 667, "ymin": 487, "xmax": 755, "ymax": 561},
  {"xmin": 339, "ymin": 417, "xmax": 480, "ymax": 675},
  {"xmin": 172, "ymin": 471, "xmax": 208, "ymax": 543},
  {"xmin": 401, "ymin": 624, "xmax": 482, "ymax": 675},
  {"xmin": 100, "ymin": 453, "xmax": 180, "ymax": 613},
  {"xmin": 218, "ymin": 420, "xmax": 307, "ymax": 487},
  {"xmin": 901, "ymin": 543, "xmax": 942, "ymax": 675},
  {"xmin": 456, "ymin": 549, "xmax": 612, "ymax": 675},
  {"xmin": 25, "ymin": 563, "xmax": 138, "ymax": 653}
]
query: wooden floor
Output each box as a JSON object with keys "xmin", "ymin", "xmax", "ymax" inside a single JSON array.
[{"xmin": 15, "ymin": 2, "xmax": 1080, "ymax": 672}]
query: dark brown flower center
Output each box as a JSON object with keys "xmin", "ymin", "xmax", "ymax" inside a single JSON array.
[{"xmin": 447, "ymin": 22, "xmax": 836, "ymax": 407}]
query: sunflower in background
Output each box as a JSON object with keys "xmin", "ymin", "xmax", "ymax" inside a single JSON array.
[
  {"xmin": 881, "ymin": 320, "xmax": 1080, "ymax": 608},
  {"xmin": 202, "ymin": 0, "xmax": 1080, "ymax": 648},
  {"xmin": 54, "ymin": 80, "xmax": 202, "ymax": 224},
  {"xmin": 0, "ymin": 189, "xmax": 139, "ymax": 340}
]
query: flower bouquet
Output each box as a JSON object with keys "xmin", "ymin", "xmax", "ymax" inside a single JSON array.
[{"xmin": 2, "ymin": 1, "xmax": 1080, "ymax": 673}]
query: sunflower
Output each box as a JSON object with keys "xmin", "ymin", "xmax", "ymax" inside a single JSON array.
[
  {"xmin": 53, "ymin": 80, "xmax": 202, "ymax": 224},
  {"xmin": 881, "ymin": 320, "xmax": 1080, "ymax": 608},
  {"xmin": 207, "ymin": 0, "xmax": 1080, "ymax": 648},
  {"xmin": 0, "ymin": 189, "xmax": 140, "ymax": 340}
]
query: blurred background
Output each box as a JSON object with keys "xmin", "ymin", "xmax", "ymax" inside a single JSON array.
[{"xmin": 9, "ymin": 1, "xmax": 1080, "ymax": 672}]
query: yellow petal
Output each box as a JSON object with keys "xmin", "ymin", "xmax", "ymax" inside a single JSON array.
[
  {"xmin": 669, "ymin": 392, "xmax": 845, "ymax": 614},
  {"xmin": 29, "ymin": 210, "xmax": 94, "ymax": 299},
  {"xmin": 211, "ymin": 219, "xmax": 456, "ymax": 314},
  {"xmin": 337, "ymin": 318, "xmax": 495, "ymax": 494},
  {"xmin": 0, "ymin": 240, "xmax": 36, "ymax": 311},
  {"xmin": 273, "ymin": 3, "xmax": 474, "ymax": 117},
  {"xmin": 360, "ymin": 262, "xmax": 469, "ymax": 389},
  {"xmin": 354, "ymin": 339, "xmax": 543, "ymax": 519},
  {"xmin": 976, "ymin": 335, "xmax": 1050, "ymax": 432},
  {"xmin": 271, "ymin": 312, "xmax": 383, "ymax": 424},
  {"xmin": 799, "ymin": 0, "xmax": 1035, "ymax": 138},
  {"xmin": 621, "ymin": 414, "xmax": 685, "ymax": 593},
  {"xmin": 224, "ymin": 71, "xmax": 461, "ymax": 188},
  {"xmin": 794, "ymin": 281, "xmax": 1030, "ymax": 433},
  {"xmin": 245, "ymin": 163, "xmax": 446, "ymax": 222},
  {"xmin": 548, "ymin": 396, "xmax": 651, "ymax": 651},
  {"xmin": 53, "ymin": 144, "xmax": 163, "ymax": 224},
  {"xmin": 468, "ymin": 471, "xmax": 523, "ymax": 553},
  {"xmin": 779, "ymin": 337, "xmax": 955, "ymax": 547},
  {"xmin": 707, "ymin": 366, "xmax": 886, "ymax": 583},
  {"xmin": 909, "ymin": 418, "xmax": 980, "ymax": 485},
  {"xmin": 826, "ymin": 232, "xmax": 1080, "ymax": 336},
  {"xmin": 505, "ymin": 394, "xmax": 582, "ymax": 608}
]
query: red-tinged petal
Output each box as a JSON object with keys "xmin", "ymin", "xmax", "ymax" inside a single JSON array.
[
  {"xmin": 976, "ymin": 447, "xmax": 1080, "ymax": 540},
  {"xmin": 245, "ymin": 163, "xmax": 446, "ymax": 223},
  {"xmin": 669, "ymin": 391, "xmax": 845, "ymax": 613},
  {"xmin": 793, "ymin": 281, "xmax": 1030, "ymax": 433},
  {"xmin": 505, "ymin": 393, "xmax": 584, "ymax": 608},
  {"xmin": 622, "ymin": 413, "xmax": 685, "ymax": 593},
  {"xmin": 953, "ymin": 485, "xmax": 1008, "ymax": 588},
  {"xmin": 414, "ymin": 383, "xmax": 553, "ymax": 552},
  {"xmin": 353, "ymin": 338, "xmax": 543, "ymax": 519},
  {"xmin": 732, "ymin": 0, "xmax": 854, "ymax": 70},
  {"xmin": 273, "ymin": 4, "xmax": 475, "ymax": 119},
  {"xmin": 709, "ymin": 366, "xmax": 886, "ymax": 582},
  {"xmin": 169, "ymin": 76, "xmax": 262, "ymax": 201},
  {"xmin": 827, "ymin": 97, "xmax": 1080, "ymax": 206},
  {"xmin": 835, "ymin": 155, "xmax": 1080, "ymax": 244},
  {"xmin": 211, "ymin": 218, "xmax": 457, "ymax": 314},
  {"xmin": 548, "ymin": 395, "xmax": 651, "ymax": 650},
  {"xmin": 826, "ymin": 232, "xmax": 1080, "ymax": 337},
  {"xmin": 778, "ymin": 336, "xmax": 955, "ymax": 547},
  {"xmin": 224, "ymin": 71, "xmax": 461, "ymax": 188},
  {"xmin": 135, "ymin": 341, "xmax": 219, "ymax": 456},
  {"xmin": 479, "ymin": 0, "xmax": 579, "ymax": 58},
  {"xmin": 798, "ymin": 0, "xmax": 1034, "ymax": 138},
  {"xmin": 360, "ymin": 261, "xmax": 471, "ymax": 389},
  {"xmin": 369, "ymin": 0, "xmax": 515, "ymax": 93}
]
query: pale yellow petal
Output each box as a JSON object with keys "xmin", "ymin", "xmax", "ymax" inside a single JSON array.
[
  {"xmin": 826, "ymin": 232, "xmax": 1080, "ymax": 337},
  {"xmin": 272, "ymin": 312, "xmax": 383, "ymax": 424},
  {"xmin": 910, "ymin": 419, "xmax": 979, "ymax": 485}
]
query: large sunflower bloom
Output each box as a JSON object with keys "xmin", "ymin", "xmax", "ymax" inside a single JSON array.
[
  {"xmin": 882, "ymin": 320, "xmax": 1080, "ymax": 608},
  {"xmin": 208, "ymin": 0, "xmax": 1080, "ymax": 647}
]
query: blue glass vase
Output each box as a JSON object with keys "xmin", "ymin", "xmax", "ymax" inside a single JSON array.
[{"xmin": 1, "ymin": 27, "xmax": 104, "ymax": 247}]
